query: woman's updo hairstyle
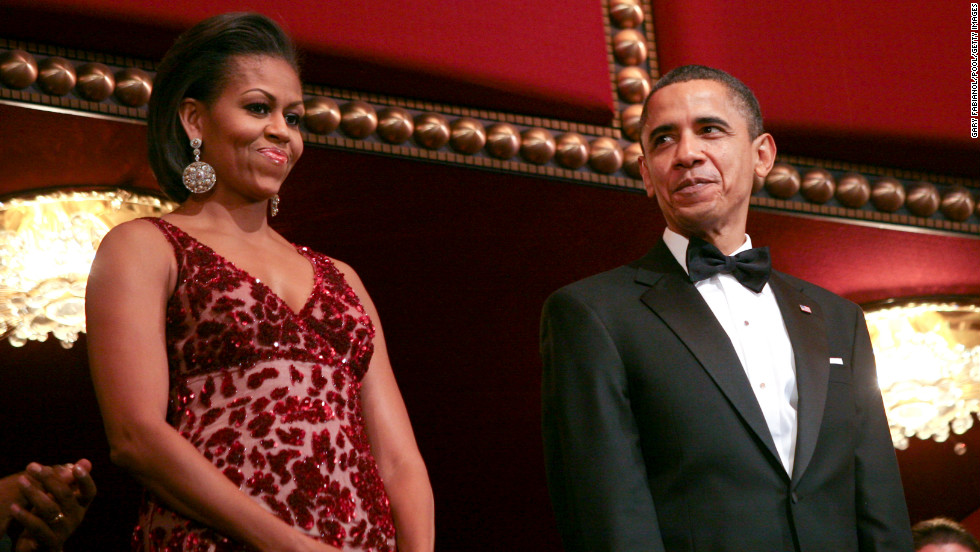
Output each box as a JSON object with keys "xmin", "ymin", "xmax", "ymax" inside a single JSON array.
[{"xmin": 148, "ymin": 12, "xmax": 299, "ymax": 202}]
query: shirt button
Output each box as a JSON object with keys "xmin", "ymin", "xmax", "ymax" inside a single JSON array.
[
  {"xmin": 743, "ymin": 320, "xmax": 750, "ymax": 326},
  {"xmin": 759, "ymin": 382, "xmax": 767, "ymax": 389}
]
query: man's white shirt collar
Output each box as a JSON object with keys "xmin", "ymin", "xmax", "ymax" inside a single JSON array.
[{"xmin": 662, "ymin": 227, "xmax": 754, "ymax": 275}]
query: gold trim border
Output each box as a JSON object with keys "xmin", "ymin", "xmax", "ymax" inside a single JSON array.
[
  {"xmin": 303, "ymin": 132, "xmax": 643, "ymax": 190},
  {"xmin": 777, "ymin": 153, "xmax": 978, "ymax": 189},
  {"xmin": 302, "ymin": 83, "xmax": 617, "ymax": 137},
  {"xmin": 752, "ymin": 196, "xmax": 980, "ymax": 237},
  {"xmin": 2, "ymin": 2, "xmax": 979, "ymax": 235}
]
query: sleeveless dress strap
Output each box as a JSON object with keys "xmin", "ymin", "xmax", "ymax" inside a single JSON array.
[{"xmin": 140, "ymin": 217, "xmax": 189, "ymax": 273}]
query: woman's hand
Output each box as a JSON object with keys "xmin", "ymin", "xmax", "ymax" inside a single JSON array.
[{"xmin": 9, "ymin": 459, "xmax": 96, "ymax": 552}]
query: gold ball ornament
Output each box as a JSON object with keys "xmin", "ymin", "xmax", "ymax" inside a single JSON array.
[
  {"xmin": 621, "ymin": 103, "xmax": 645, "ymax": 142},
  {"xmin": 765, "ymin": 163, "xmax": 801, "ymax": 199},
  {"xmin": 940, "ymin": 185, "xmax": 975, "ymax": 222},
  {"xmin": 800, "ymin": 168, "xmax": 835, "ymax": 204},
  {"xmin": 113, "ymin": 67, "xmax": 152, "ymax": 107},
  {"xmin": 610, "ymin": 0, "xmax": 644, "ymax": 29},
  {"xmin": 555, "ymin": 133, "xmax": 589, "ymax": 169},
  {"xmin": 0, "ymin": 49, "xmax": 39, "ymax": 89},
  {"xmin": 617, "ymin": 67, "xmax": 650, "ymax": 104},
  {"xmin": 377, "ymin": 107, "xmax": 414, "ymax": 144},
  {"xmin": 413, "ymin": 113, "xmax": 450, "ymax": 150},
  {"xmin": 589, "ymin": 137, "xmax": 624, "ymax": 174},
  {"xmin": 613, "ymin": 29, "xmax": 647, "ymax": 66},
  {"xmin": 37, "ymin": 56, "xmax": 76, "ymax": 96},
  {"xmin": 906, "ymin": 181, "xmax": 940, "ymax": 217},
  {"xmin": 520, "ymin": 128, "xmax": 557, "ymax": 165},
  {"xmin": 449, "ymin": 117, "xmax": 486, "ymax": 154},
  {"xmin": 303, "ymin": 97, "xmax": 341, "ymax": 135},
  {"xmin": 623, "ymin": 143, "xmax": 643, "ymax": 179},
  {"xmin": 340, "ymin": 101, "xmax": 378, "ymax": 139},
  {"xmin": 835, "ymin": 172, "xmax": 871, "ymax": 208},
  {"xmin": 486, "ymin": 123, "xmax": 520, "ymax": 160},
  {"xmin": 75, "ymin": 62, "xmax": 115, "ymax": 102},
  {"xmin": 871, "ymin": 177, "xmax": 906, "ymax": 213}
]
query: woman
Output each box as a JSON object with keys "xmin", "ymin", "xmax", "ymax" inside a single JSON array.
[{"xmin": 86, "ymin": 13, "xmax": 434, "ymax": 552}]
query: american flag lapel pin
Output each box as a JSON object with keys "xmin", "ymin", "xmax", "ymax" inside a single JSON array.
[{"xmin": 800, "ymin": 304, "xmax": 812, "ymax": 314}]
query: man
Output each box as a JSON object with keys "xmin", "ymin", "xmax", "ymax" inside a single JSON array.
[
  {"xmin": 913, "ymin": 518, "xmax": 980, "ymax": 552},
  {"xmin": 540, "ymin": 65, "xmax": 913, "ymax": 551}
]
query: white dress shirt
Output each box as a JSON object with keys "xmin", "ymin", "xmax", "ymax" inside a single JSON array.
[{"xmin": 663, "ymin": 228, "xmax": 799, "ymax": 475}]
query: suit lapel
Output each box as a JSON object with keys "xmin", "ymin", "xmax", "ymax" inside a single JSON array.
[
  {"xmin": 635, "ymin": 242, "xmax": 783, "ymax": 469},
  {"xmin": 768, "ymin": 272, "xmax": 829, "ymax": 484}
]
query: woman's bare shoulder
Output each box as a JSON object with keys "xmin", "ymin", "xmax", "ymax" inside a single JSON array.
[
  {"xmin": 90, "ymin": 218, "xmax": 175, "ymax": 283},
  {"xmin": 98, "ymin": 218, "xmax": 170, "ymax": 250}
]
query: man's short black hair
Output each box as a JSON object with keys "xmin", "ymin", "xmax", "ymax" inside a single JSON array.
[
  {"xmin": 912, "ymin": 518, "xmax": 980, "ymax": 552},
  {"xmin": 639, "ymin": 65, "xmax": 765, "ymax": 146}
]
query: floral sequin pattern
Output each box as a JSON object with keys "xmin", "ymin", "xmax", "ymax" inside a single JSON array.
[{"xmin": 134, "ymin": 218, "xmax": 395, "ymax": 552}]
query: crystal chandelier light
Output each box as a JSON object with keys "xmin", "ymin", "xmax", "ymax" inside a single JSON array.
[
  {"xmin": 865, "ymin": 298, "xmax": 980, "ymax": 450},
  {"xmin": 0, "ymin": 188, "xmax": 176, "ymax": 348}
]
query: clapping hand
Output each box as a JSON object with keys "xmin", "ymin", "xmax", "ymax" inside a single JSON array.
[{"xmin": 9, "ymin": 459, "xmax": 96, "ymax": 552}]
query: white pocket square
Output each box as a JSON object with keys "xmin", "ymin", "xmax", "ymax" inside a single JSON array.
[{"xmin": 830, "ymin": 357, "xmax": 844, "ymax": 365}]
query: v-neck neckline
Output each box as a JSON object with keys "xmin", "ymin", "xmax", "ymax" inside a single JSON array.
[{"xmin": 157, "ymin": 218, "xmax": 319, "ymax": 317}]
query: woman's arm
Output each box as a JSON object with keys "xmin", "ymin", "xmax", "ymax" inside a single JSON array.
[
  {"xmin": 86, "ymin": 220, "xmax": 338, "ymax": 552},
  {"xmin": 336, "ymin": 262, "xmax": 435, "ymax": 552}
]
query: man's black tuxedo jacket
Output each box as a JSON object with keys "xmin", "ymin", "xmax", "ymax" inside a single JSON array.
[{"xmin": 541, "ymin": 241, "xmax": 912, "ymax": 552}]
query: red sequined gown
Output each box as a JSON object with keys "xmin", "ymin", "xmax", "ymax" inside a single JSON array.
[{"xmin": 133, "ymin": 218, "xmax": 396, "ymax": 551}]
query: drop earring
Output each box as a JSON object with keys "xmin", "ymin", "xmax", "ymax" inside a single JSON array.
[
  {"xmin": 270, "ymin": 194, "xmax": 280, "ymax": 217},
  {"xmin": 182, "ymin": 138, "xmax": 216, "ymax": 193}
]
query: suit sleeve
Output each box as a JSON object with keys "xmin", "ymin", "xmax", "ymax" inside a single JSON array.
[
  {"xmin": 850, "ymin": 305, "xmax": 914, "ymax": 552},
  {"xmin": 540, "ymin": 288, "xmax": 665, "ymax": 552}
]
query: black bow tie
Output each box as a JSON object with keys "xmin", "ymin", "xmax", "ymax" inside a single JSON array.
[{"xmin": 686, "ymin": 236, "xmax": 771, "ymax": 293}]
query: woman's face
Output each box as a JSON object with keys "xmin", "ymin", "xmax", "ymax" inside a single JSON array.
[{"xmin": 182, "ymin": 55, "xmax": 304, "ymax": 202}]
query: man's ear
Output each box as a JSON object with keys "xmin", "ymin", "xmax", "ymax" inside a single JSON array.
[
  {"xmin": 753, "ymin": 132, "xmax": 776, "ymax": 181},
  {"xmin": 178, "ymin": 98, "xmax": 205, "ymax": 141},
  {"xmin": 639, "ymin": 154, "xmax": 656, "ymax": 199}
]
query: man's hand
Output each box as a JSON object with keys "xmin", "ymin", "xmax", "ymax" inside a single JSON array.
[{"xmin": 9, "ymin": 459, "xmax": 96, "ymax": 552}]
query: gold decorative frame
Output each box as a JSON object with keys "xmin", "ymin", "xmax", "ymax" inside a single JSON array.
[{"xmin": 1, "ymin": 0, "xmax": 977, "ymax": 235}]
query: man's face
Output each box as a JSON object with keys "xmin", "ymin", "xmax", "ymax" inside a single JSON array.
[
  {"xmin": 918, "ymin": 545, "xmax": 975, "ymax": 552},
  {"xmin": 639, "ymin": 79, "xmax": 774, "ymax": 241}
]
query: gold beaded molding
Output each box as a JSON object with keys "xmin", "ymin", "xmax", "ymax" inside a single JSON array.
[{"xmin": 2, "ymin": 0, "xmax": 979, "ymax": 235}]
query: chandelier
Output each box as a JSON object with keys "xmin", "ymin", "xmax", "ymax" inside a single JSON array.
[
  {"xmin": 864, "ymin": 297, "xmax": 980, "ymax": 450},
  {"xmin": 0, "ymin": 188, "xmax": 176, "ymax": 348}
]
